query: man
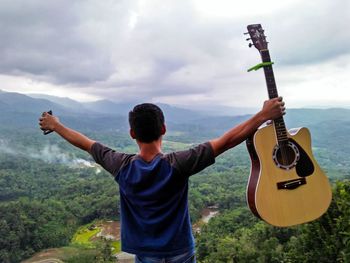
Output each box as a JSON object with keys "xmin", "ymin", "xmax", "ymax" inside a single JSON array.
[{"xmin": 39, "ymin": 97, "xmax": 285, "ymax": 263}]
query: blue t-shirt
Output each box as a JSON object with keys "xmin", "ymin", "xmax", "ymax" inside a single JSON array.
[{"xmin": 91, "ymin": 142, "xmax": 215, "ymax": 257}]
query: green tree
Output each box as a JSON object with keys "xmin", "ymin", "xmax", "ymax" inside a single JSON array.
[{"xmin": 285, "ymin": 181, "xmax": 350, "ymax": 262}]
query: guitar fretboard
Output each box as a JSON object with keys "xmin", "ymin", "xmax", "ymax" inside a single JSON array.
[{"xmin": 260, "ymin": 50, "xmax": 288, "ymax": 144}]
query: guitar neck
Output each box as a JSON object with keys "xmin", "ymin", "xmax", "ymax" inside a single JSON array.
[
  {"xmin": 260, "ymin": 49, "xmax": 288, "ymax": 143},
  {"xmin": 260, "ymin": 50, "xmax": 278, "ymax": 99}
]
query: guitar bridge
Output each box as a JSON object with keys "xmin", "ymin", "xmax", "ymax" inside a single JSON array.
[{"xmin": 277, "ymin": 178, "xmax": 306, "ymax": 190}]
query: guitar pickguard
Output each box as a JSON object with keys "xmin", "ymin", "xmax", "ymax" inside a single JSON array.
[
  {"xmin": 290, "ymin": 138, "xmax": 315, "ymax": 177},
  {"xmin": 271, "ymin": 138, "xmax": 315, "ymax": 177}
]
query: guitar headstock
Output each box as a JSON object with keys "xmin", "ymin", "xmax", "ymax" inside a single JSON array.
[{"xmin": 245, "ymin": 24, "xmax": 268, "ymax": 51}]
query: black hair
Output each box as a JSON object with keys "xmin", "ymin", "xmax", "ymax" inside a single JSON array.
[{"xmin": 128, "ymin": 103, "xmax": 165, "ymax": 143}]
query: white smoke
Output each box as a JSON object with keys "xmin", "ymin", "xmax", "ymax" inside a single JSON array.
[
  {"xmin": 0, "ymin": 139, "xmax": 16, "ymax": 155},
  {"xmin": 1, "ymin": 140, "xmax": 98, "ymax": 169},
  {"xmin": 30, "ymin": 144, "xmax": 70, "ymax": 163},
  {"xmin": 71, "ymin": 158, "xmax": 95, "ymax": 168},
  {"xmin": 32, "ymin": 145, "xmax": 97, "ymax": 168}
]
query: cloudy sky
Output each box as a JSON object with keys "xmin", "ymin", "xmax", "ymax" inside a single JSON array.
[{"xmin": 0, "ymin": 0, "xmax": 349, "ymax": 109}]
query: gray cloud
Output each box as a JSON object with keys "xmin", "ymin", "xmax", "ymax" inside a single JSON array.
[
  {"xmin": 0, "ymin": 0, "xmax": 349, "ymax": 106},
  {"xmin": 0, "ymin": 0, "xmax": 135, "ymax": 84},
  {"xmin": 266, "ymin": 0, "xmax": 350, "ymax": 65}
]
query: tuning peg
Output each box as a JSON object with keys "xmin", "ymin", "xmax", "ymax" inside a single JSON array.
[
  {"xmin": 246, "ymin": 38, "xmax": 251, "ymax": 41},
  {"xmin": 249, "ymin": 43, "xmax": 254, "ymax": 48},
  {"xmin": 244, "ymin": 32, "xmax": 249, "ymax": 35}
]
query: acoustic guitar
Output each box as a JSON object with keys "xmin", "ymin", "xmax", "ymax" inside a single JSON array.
[{"xmin": 245, "ymin": 24, "xmax": 332, "ymax": 227}]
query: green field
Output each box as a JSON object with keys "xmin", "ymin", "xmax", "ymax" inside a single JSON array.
[
  {"xmin": 71, "ymin": 221, "xmax": 121, "ymax": 253},
  {"xmin": 23, "ymin": 221, "xmax": 121, "ymax": 262},
  {"xmin": 71, "ymin": 224, "xmax": 101, "ymax": 247}
]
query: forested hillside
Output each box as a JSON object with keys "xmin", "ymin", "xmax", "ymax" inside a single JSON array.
[{"xmin": 0, "ymin": 91, "xmax": 349, "ymax": 262}]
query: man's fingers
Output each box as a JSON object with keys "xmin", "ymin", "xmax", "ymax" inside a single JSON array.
[
  {"xmin": 276, "ymin": 97, "xmax": 286, "ymax": 115},
  {"xmin": 281, "ymin": 106, "xmax": 286, "ymax": 115}
]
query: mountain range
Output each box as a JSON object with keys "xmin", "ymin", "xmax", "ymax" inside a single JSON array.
[
  {"xmin": 1, "ymin": 90, "xmax": 204, "ymax": 121},
  {"xmin": 0, "ymin": 90, "xmax": 204, "ymax": 132},
  {"xmin": 0, "ymin": 90, "xmax": 349, "ymax": 139}
]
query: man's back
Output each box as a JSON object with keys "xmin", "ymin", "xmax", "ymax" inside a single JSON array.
[{"xmin": 91, "ymin": 142, "xmax": 215, "ymax": 257}]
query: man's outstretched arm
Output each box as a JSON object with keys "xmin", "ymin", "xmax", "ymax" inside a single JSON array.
[
  {"xmin": 39, "ymin": 112, "xmax": 95, "ymax": 153},
  {"xmin": 210, "ymin": 97, "xmax": 285, "ymax": 157}
]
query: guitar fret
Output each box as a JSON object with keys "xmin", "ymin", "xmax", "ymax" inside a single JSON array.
[
  {"xmin": 275, "ymin": 124, "xmax": 286, "ymax": 129},
  {"xmin": 277, "ymin": 134, "xmax": 288, "ymax": 139},
  {"xmin": 260, "ymin": 50, "xmax": 288, "ymax": 146},
  {"xmin": 262, "ymin": 60, "xmax": 279, "ymax": 99},
  {"xmin": 276, "ymin": 130, "xmax": 287, "ymax": 136},
  {"xmin": 275, "ymin": 129, "xmax": 287, "ymax": 134},
  {"xmin": 276, "ymin": 132, "xmax": 287, "ymax": 137}
]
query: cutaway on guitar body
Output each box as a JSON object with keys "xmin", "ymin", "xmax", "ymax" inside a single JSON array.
[{"xmin": 246, "ymin": 124, "xmax": 332, "ymax": 227}]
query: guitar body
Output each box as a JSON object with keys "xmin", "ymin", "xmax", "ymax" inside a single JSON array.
[{"xmin": 247, "ymin": 124, "xmax": 332, "ymax": 227}]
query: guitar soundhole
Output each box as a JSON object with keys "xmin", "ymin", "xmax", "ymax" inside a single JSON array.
[{"xmin": 272, "ymin": 141, "xmax": 300, "ymax": 170}]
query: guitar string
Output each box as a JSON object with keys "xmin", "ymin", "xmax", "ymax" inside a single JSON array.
[{"xmin": 265, "ymin": 63, "xmax": 290, "ymax": 167}]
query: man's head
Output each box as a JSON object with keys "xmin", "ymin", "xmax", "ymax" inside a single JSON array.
[{"xmin": 128, "ymin": 103, "xmax": 165, "ymax": 143}]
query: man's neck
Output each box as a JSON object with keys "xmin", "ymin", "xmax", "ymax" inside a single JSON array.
[{"xmin": 137, "ymin": 138, "xmax": 163, "ymax": 162}]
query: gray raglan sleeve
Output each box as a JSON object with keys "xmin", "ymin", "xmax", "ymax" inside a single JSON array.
[
  {"xmin": 168, "ymin": 142, "xmax": 215, "ymax": 177},
  {"xmin": 90, "ymin": 142, "xmax": 128, "ymax": 176}
]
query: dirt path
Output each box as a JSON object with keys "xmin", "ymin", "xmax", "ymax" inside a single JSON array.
[
  {"xmin": 193, "ymin": 206, "xmax": 219, "ymax": 233},
  {"xmin": 21, "ymin": 248, "xmax": 69, "ymax": 263},
  {"xmin": 90, "ymin": 220, "xmax": 121, "ymax": 241},
  {"xmin": 99, "ymin": 221, "xmax": 121, "ymax": 240},
  {"xmin": 201, "ymin": 207, "xmax": 219, "ymax": 223}
]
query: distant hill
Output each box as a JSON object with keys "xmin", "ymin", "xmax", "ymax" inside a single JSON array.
[
  {"xmin": 284, "ymin": 108, "xmax": 350, "ymax": 127},
  {"xmin": 27, "ymin": 93, "xmax": 204, "ymax": 122},
  {"xmin": 27, "ymin": 93, "xmax": 253, "ymax": 118},
  {"xmin": 82, "ymin": 99, "xmax": 131, "ymax": 115},
  {"xmin": 0, "ymin": 91, "xmax": 203, "ymax": 131},
  {"xmin": 0, "ymin": 91, "xmax": 68, "ymax": 114},
  {"xmin": 0, "ymin": 91, "xmax": 125, "ymax": 131},
  {"xmin": 28, "ymin": 94, "xmax": 87, "ymax": 113},
  {"xmin": 1, "ymin": 91, "xmax": 349, "ymax": 143},
  {"xmin": 0, "ymin": 90, "xmax": 349, "ymax": 172},
  {"xmin": 176, "ymin": 104, "xmax": 258, "ymax": 116}
]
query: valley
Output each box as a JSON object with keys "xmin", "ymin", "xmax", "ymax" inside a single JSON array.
[{"xmin": 0, "ymin": 91, "xmax": 349, "ymax": 262}]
